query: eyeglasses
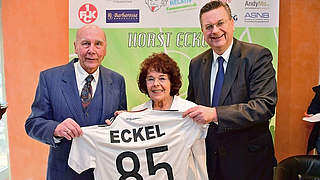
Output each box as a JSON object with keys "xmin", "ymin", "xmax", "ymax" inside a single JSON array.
[
  {"xmin": 146, "ymin": 76, "xmax": 169, "ymax": 84},
  {"xmin": 203, "ymin": 19, "xmax": 228, "ymax": 32}
]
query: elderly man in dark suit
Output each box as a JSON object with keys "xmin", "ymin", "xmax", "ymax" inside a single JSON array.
[
  {"xmin": 25, "ymin": 25, "xmax": 127, "ymax": 180},
  {"xmin": 183, "ymin": 1, "xmax": 277, "ymax": 180}
]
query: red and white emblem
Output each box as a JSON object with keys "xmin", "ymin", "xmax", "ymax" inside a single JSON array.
[{"xmin": 78, "ymin": 3, "xmax": 98, "ymax": 24}]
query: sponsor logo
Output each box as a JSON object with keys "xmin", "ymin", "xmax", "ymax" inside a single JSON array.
[
  {"xmin": 145, "ymin": 0, "xmax": 168, "ymax": 12},
  {"xmin": 78, "ymin": 3, "xmax": 98, "ymax": 24},
  {"xmin": 244, "ymin": 12, "xmax": 270, "ymax": 23},
  {"xmin": 106, "ymin": 10, "xmax": 139, "ymax": 23},
  {"xmin": 145, "ymin": 0, "xmax": 199, "ymax": 13},
  {"xmin": 245, "ymin": 12, "xmax": 269, "ymax": 18},
  {"xmin": 126, "ymin": 117, "xmax": 141, "ymax": 120},
  {"xmin": 167, "ymin": 0, "xmax": 197, "ymax": 12},
  {"xmin": 245, "ymin": 1, "xmax": 269, "ymax": 9}
]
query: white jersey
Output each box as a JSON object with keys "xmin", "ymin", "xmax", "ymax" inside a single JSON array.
[{"xmin": 68, "ymin": 110, "xmax": 208, "ymax": 180}]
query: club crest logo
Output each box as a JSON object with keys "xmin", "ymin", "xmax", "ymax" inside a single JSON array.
[
  {"xmin": 78, "ymin": 3, "xmax": 98, "ymax": 24},
  {"xmin": 145, "ymin": 0, "xmax": 168, "ymax": 12}
]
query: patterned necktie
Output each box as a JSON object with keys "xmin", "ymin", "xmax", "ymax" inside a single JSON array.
[
  {"xmin": 212, "ymin": 56, "xmax": 225, "ymax": 107},
  {"xmin": 81, "ymin": 75, "xmax": 94, "ymax": 109}
]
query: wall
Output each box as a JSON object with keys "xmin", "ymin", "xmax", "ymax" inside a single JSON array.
[
  {"xmin": 2, "ymin": 1, "xmax": 68, "ymax": 179},
  {"xmin": 275, "ymin": 0, "xmax": 320, "ymax": 161}
]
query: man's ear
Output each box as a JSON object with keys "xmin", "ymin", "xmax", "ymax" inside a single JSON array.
[
  {"xmin": 231, "ymin": 19, "xmax": 235, "ymax": 31},
  {"xmin": 74, "ymin": 41, "xmax": 78, "ymax": 54}
]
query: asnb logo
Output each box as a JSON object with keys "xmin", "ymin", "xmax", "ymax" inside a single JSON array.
[{"xmin": 145, "ymin": 0, "xmax": 168, "ymax": 12}]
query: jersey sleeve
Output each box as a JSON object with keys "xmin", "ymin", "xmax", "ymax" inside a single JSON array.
[
  {"xmin": 68, "ymin": 126, "xmax": 97, "ymax": 174},
  {"xmin": 184, "ymin": 117, "xmax": 208, "ymax": 142},
  {"xmin": 188, "ymin": 139, "xmax": 208, "ymax": 180},
  {"xmin": 183, "ymin": 117, "xmax": 209, "ymax": 180}
]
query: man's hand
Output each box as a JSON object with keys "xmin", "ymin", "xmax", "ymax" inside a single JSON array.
[
  {"xmin": 54, "ymin": 118, "xmax": 82, "ymax": 140},
  {"xmin": 304, "ymin": 112, "xmax": 313, "ymax": 117},
  {"xmin": 105, "ymin": 118, "xmax": 114, "ymax": 126},
  {"xmin": 183, "ymin": 105, "xmax": 217, "ymax": 124},
  {"xmin": 105, "ymin": 110, "xmax": 127, "ymax": 125}
]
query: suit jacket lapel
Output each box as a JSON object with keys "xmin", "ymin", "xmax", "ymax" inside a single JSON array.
[
  {"xmin": 61, "ymin": 59, "xmax": 84, "ymax": 122},
  {"xmin": 220, "ymin": 38, "xmax": 241, "ymax": 105},
  {"xmin": 202, "ymin": 50, "xmax": 213, "ymax": 106},
  {"xmin": 100, "ymin": 67, "xmax": 113, "ymax": 121}
]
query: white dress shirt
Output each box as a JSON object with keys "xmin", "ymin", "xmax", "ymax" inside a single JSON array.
[{"xmin": 74, "ymin": 61, "xmax": 100, "ymax": 97}]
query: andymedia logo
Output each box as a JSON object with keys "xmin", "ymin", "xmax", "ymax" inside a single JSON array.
[
  {"xmin": 78, "ymin": 3, "xmax": 98, "ymax": 24},
  {"xmin": 244, "ymin": 0, "xmax": 269, "ymax": 9},
  {"xmin": 145, "ymin": 0, "xmax": 168, "ymax": 12}
]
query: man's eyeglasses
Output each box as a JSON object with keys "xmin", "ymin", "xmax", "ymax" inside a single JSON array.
[{"xmin": 203, "ymin": 19, "xmax": 228, "ymax": 31}]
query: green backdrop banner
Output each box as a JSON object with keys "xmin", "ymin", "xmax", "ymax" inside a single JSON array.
[{"xmin": 69, "ymin": 0, "xmax": 279, "ymax": 133}]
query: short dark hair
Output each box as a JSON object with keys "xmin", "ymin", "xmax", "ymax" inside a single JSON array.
[
  {"xmin": 137, "ymin": 52, "xmax": 182, "ymax": 97},
  {"xmin": 200, "ymin": 0, "xmax": 232, "ymax": 25}
]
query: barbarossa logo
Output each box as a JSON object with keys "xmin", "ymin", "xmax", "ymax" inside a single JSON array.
[
  {"xmin": 106, "ymin": 10, "xmax": 139, "ymax": 23},
  {"xmin": 78, "ymin": 3, "xmax": 98, "ymax": 24},
  {"xmin": 145, "ymin": 0, "xmax": 168, "ymax": 12}
]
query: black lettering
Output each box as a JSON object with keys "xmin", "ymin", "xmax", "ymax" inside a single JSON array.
[
  {"xmin": 155, "ymin": 125, "xmax": 165, "ymax": 137},
  {"xmin": 145, "ymin": 126, "xmax": 155, "ymax": 140},
  {"xmin": 116, "ymin": 151, "xmax": 143, "ymax": 180},
  {"xmin": 133, "ymin": 127, "xmax": 145, "ymax": 142},
  {"xmin": 146, "ymin": 146, "xmax": 173, "ymax": 179},
  {"xmin": 121, "ymin": 129, "xmax": 132, "ymax": 143},
  {"xmin": 110, "ymin": 130, "xmax": 120, "ymax": 143}
]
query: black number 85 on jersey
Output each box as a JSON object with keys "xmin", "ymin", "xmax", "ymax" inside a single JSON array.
[{"xmin": 116, "ymin": 145, "xmax": 174, "ymax": 180}]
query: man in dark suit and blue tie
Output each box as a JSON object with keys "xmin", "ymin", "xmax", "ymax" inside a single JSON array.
[
  {"xmin": 183, "ymin": 1, "xmax": 277, "ymax": 180},
  {"xmin": 25, "ymin": 25, "xmax": 127, "ymax": 180}
]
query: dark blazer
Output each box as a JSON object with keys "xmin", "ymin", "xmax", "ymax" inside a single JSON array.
[
  {"xmin": 25, "ymin": 58, "xmax": 127, "ymax": 180},
  {"xmin": 307, "ymin": 85, "xmax": 320, "ymax": 153},
  {"xmin": 187, "ymin": 38, "xmax": 277, "ymax": 180}
]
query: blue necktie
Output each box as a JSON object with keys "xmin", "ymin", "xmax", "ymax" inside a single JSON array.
[
  {"xmin": 212, "ymin": 56, "xmax": 224, "ymax": 107},
  {"xmin": 81, "ymin": 75, "xmax": 94, "ymax": 109}
]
